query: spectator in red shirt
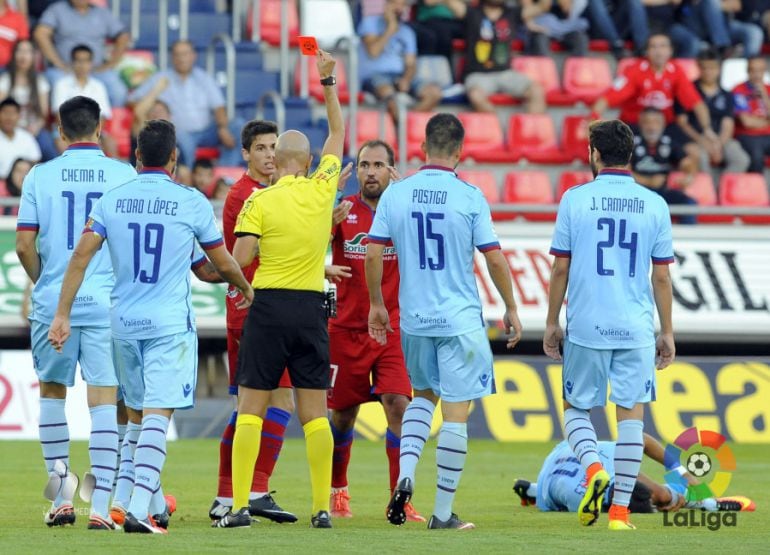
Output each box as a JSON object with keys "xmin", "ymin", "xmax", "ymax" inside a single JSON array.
[
  {"xmin": 0, "ymin": 1, "xmax": 29, "ymax": 67},
  {"xmin": 592, "ymin": 33, "xmax": 718, "ymax": 152},
  {"xmin": 732, "ymin": 56, "xmax": 770, "ymax": 173}
]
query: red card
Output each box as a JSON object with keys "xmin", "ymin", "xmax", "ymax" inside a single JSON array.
[{"xmin": 298, "ymin": 36, "xmax": 319, "ymax": 56}]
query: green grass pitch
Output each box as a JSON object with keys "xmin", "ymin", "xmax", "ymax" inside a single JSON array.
[{"xmin": 1, "ymin": 439, "xmax": 767, "ymax": 553}]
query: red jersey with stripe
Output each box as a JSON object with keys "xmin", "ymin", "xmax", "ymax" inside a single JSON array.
[
  {"xmin": 732, "ymin": 81, "xmax": 770, "ymax": 136},
  {"xmin": 330, "ymin": 195, "xmax": 400, "ymax": 332},
  {"xmin": 604, "ymin": 60, "xmax": 701, "ymax": 125},
  {"xmin": 222, "ymin": 172, "xmax": 266, "ymax": 330}
]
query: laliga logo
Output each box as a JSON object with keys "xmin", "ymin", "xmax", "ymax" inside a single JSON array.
[{"xmin": 664, "ymin": 427, "xmax": 736, "ymax": 501}]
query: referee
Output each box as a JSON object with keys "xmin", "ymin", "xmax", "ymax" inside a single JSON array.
[{"xmin": 216, "ymin": 49, "xmax": 344, "ymax": 530}]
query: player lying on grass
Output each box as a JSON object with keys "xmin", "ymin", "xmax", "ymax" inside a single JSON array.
[{"xmin": 513, "ymin": 433, "xmax": 755, "ymax": 514}]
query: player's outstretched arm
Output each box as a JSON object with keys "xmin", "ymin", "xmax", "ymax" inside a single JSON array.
[
  {"xmin": 544, "ymin": 256, "xmax": 569, "ymax": 360},
  {"xmin": 483, "ymin": 249, "xmax": 522, "ymax": 349},
  {"xmin": 365, "ymin": 242, "xmax": 392, "ymax": 345},
  {"xmin": 652, "ymin": 264, "xmax": 675, "ymax": 369},
  {"xmin": 15, "ymin": 230, "xmax": 41, "ymax": 283},
  {"xmin": 317, "ymin": 49, "xmax": 344, "ymax": 161},
  {"xmin": 205, "ymin": 245, "xmax": 254, "ymax": 309},
  {"xmin": 48, "ymin": 232, "xmax": 105, "ymax": 352}
]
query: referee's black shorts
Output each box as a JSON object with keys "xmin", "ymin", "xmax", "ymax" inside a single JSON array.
[{"xmin": 236, "ymin": 289, "xmax": 329, "ymax": 390}]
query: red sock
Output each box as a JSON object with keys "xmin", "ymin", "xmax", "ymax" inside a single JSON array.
[
  {"xmin": 251, "ymin": 407, "xmax": 290, "ymax": 493},
  {"xmin": 385, "ymin": 428, "xmax": 400, "ymax": 492},
  {"xmin": 217, "ymin": 410, "xmax": 237, "ymax": 498},
  {"xmin": 331, "ymin": 424, "xmax": 354, "ymax": 489}
]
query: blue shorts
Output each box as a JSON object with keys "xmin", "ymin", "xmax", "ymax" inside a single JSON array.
[
  {"xmin": 112, "ymin": 331, "xmax": 198, "ymax": 411},
  {"xmin": 31, "ymin": 320, "xmax": 116, "ymax": 387},
  {"xmin": 401, "ymin": 328, "xmax": 495, "ymax": 402},
  {"xmin": 562, "ymin": 339, "xmax": 656, "ymax": 410}
]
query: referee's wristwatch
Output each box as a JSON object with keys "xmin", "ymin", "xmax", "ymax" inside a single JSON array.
[{"xmin": 320, "ymin": 75, "xmax": 336, "ymax": 86}]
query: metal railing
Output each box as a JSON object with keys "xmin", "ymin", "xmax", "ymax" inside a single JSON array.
[
  {"xmin": 255, "ymin": 91, "xmax": 287, "ymax": 131},
  {"xmin": 206, "ymin": 33, "xmax": 237, "ymax": 120},
  {"xmin": 121, "ymin": 0, "xmax": 190, "ymax": 71},
  {"xmin": 250, "ymin": 0, "xmax": 261, "ymax": 42}
]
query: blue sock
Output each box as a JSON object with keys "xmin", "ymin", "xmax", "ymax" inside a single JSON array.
[
  {"xmin": 113, "ymin": 421, "xmax": 141, "ymax": 508},
  {"xmin": 88, "ymin": 404, "xmax": 119, "ymax": 518},
  {"xmin": 564, "ymin": 408, "xmax": 600, "ymax": 469},
  {"xmin": 433, "ymin": 422, "xmax": 467, "ymax": 521},
  {"xmin": 149, "ymin": 484, "xmax": 166, "ymax": 516},
  {"xmin": 612, "ymin": 419, "xmax": 644, "ymax": 508},
  {"xmin": 128, "ymin": 414, "xmax": 169, "ymax": 520},
  {"xmin": 398, "ymin": 397, "xmax": 435, "ymax": 483},
  {"xmin": 114, "ymin": 423, "xmax": 127, "ymax": 488},
  {"xmin": 39, "ymin": 398, "xmax": 70, "ymax": 506}
]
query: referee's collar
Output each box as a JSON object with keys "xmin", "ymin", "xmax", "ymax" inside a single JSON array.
[
  {"xmin": 140, "ymin": 167, "xmax": 173, "ymax": 178},
  {"xmin": 420, "ymin": 164, "xmax": 456, "ymax": 174},
  {"xmin": 598, "ymin": 169, "xmax": 633, "ymax": 178}
]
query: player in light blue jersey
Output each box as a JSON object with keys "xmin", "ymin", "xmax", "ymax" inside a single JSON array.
[
  {"xmin": 48, "ymin": 119, "xmax": 253, "ymax": 534},
  {"xmin": 16, "ymin": 96, "xmax": 137, "ymax": 530},
  {"xmin": 366, "ymin": 113, "xmax": 523, "ymax": 530},
  {"xmin": 543, "ymin": 119, "xmax": 676, "ymax": 531}
]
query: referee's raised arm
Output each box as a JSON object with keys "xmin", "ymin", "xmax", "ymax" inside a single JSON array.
[{"xmin": 317, "ymin": 49, "xmax": 344, "ymax": 161}]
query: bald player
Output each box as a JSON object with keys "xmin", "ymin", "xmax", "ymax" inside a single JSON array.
[{"xmin": 215, "ymin": 49, "xmax": 344, "ymax": 529}]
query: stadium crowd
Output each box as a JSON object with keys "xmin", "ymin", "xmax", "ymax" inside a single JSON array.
[{"xmin": 0, "ymin": 1, "xmax": 768, "ymax": 216}]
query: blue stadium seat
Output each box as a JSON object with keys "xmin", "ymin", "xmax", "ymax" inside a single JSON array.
[
  {"xmin": 132, "ymin": 12, "xmax": 230, "ymax": 49},
  {"xmin": 233, "ymin": 69, "xmax": 280, "ymax": 107},
  {"xmin": 120, "ymin": 0, "xmax": 218, "ymax": 14},
  {"xmin": 201, "ymin": 42, "xmax": 263, "ymax": 71}
]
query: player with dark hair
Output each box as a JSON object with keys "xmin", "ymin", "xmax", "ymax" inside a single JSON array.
[
  {"xmin": 16, "ymin": 95, "xmax": 136, "ymax": 529},
  {"xmin": 544, "ymin": 118, "xmax": 676, "ymax": 530},
  {"xmin": 48, "ymin": 118, "xmax": 253, "ymax": 534},
  {"xmin": 208, "ymin": 118, "xmax": 298, "ymax": 524},
  {"xmin": 367, "ymin": 113, "xmax": 522, "ymax": 530},
  {"xmin": 327, "ymin": 139, "xmax": 424, "ymax": 522}
]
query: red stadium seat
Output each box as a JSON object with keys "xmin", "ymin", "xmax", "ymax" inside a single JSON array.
[
  {"xmin": 405, "ymin": 111, "xmax": 435, "ymax": 160},
  {"xmin": 214, "ymin": 166, "xmax": 245, "ymax": 183},
  {"xmin": 615, "ymin": 57, "xmax": 642, "ymax": 77},
  {"xmin": 561, "ymin": 114, "xmax": 591, "ymax": 163},
  {"xmin": 557, "ymin": 170, "xmax": 594, "ymax": 201},
  {"xmin": 195, "ymin": 147, "xmax": 220, "ymax": 161},
  {"xmin": 502, "ymin": 171, "xmax": 555, "ymax": 221},
  {"xmin": 719, "ymin": 172, "xmax": 770, "ymax": 224},
  {"xmin": 248, "ymin": 0, "xmax": 299, "ymax": 46},
  {"xmin": 456, "ymin": 170, "xmax": 500, "ymax": 204},
  {"xmin": 506, "ymin": 113, "xmax": 568, "ymax": 163},
  {"xmin": 348, "ymin": 110, "xmax": 397, "ymax": 152},
  {"xmin": 512, "ymin": 56, "xmax": 576, "ymax": 105},
  {"xmin": 669, "ymin": 172, "xmax": 723, "ymax": 223},
  {"xmin": 673, "ymin": 58, "xmax": 700, "ymax": 82},
  {"xmin": 457, "ymin": 113, "xmax": 510, "ymax": 162},
  {"xmin": 103, "ymin": 107, "xmax": 133, "ymax": 159},
  {"xmin": 295, "ymin": 56, "xmax": 357, "ymax": 104},
  {"xmin": 562, "ymin": 57, "xmax": 613, "ymax": 104}
]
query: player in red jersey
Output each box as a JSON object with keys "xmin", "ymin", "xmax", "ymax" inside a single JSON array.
[
  {"xmin": 209, "ymin": 120, "xmax": 297, "ymax": 523},
  {"xmin": 327, "ymin": 140, "xmax": 425, "ymax": 522},
  {"xmin": 593, "ymin": 34, "xmax": 717, "ymax": 143}
]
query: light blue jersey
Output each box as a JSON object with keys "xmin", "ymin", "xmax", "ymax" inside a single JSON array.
[
  {"xmin": 17, "ymin": 144, "xmax": 137, "ymax": 326},
  {"xmin": 536, "ymin": 440, "xmax": 616, "ymax": 512},
  {"xmin": 87, "ymin": 168, "xmax": 224, "ymax": 339},
  {"xmin": 550, "ymin": 169, "xmax": 674, "ymax": 349},
  {"xmin": 368, "ymin": 166, "xmax": 500, "ymax": 336}
]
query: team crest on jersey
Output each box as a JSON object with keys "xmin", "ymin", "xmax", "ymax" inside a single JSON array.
[{"xmin": 343, "ymin": 232, "xmax": 396, "ymax": 258}]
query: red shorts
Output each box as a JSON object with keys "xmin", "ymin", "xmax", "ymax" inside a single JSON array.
[
  {"xmin": 327, "ymin": 328, "xmax": 412, "ymax": 411},
  {"xmin": 227, "ymin": 328, "xmax": 292, "ymax": 395}
]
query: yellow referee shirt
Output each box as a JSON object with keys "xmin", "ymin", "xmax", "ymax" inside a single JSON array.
[{"xmin": 234, "ymin": 154, "xmax": 341, "ymax": 292}]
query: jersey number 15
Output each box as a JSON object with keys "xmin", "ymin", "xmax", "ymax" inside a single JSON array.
[{"xmin": 411, "ymin": 212, "xmax": 445, "ymax": 270}]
